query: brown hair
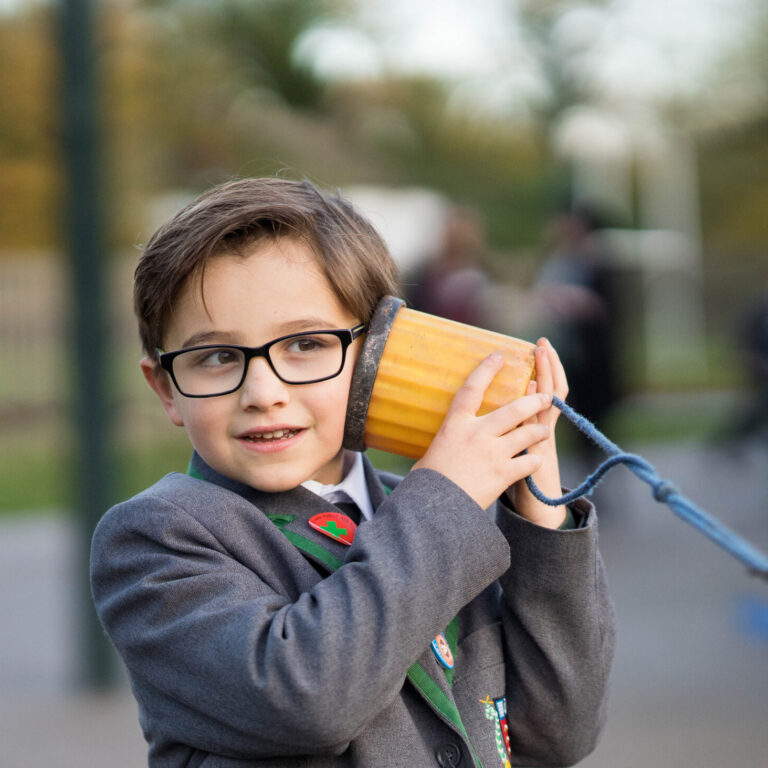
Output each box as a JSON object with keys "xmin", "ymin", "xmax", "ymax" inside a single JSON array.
[{"xmin": 134, "ymin": 177, "xmax": 401, "ymax": 356}]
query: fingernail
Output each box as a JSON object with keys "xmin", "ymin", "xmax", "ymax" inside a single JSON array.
[
  {"xmin": 488, "ymin": 352, "xmax": 503, "ymax": 363},
  {"xmin": 541, "ymin": 393, "xmax": 552, "ymax": 405}
]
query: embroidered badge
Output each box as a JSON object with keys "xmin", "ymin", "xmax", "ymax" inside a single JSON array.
[
  {"xmin": 480, "ymin": 695, "xmax": 512, "ymax": 768},
  {"xmin": 430, "ymin": 632, "xmax": 455, "ymax": 669},
  {"xmin": 308, "ymin": 512, "xmax": 357, "ymax": 546}
]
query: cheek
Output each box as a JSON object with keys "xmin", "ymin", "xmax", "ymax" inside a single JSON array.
[
  {"xmin": 181, "ymin": 400, "xmax": 226, "ymax": 439},
  {"xmin": 310, "ymin": 378, "xmax": 352, "ymax": 435}
]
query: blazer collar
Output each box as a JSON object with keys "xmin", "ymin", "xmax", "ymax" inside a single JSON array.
[
  {"xmin": 187, "ymin": 450, "xmax": 388, "ymax": 511},
  {"xmin": 187, "ymin": 451, "xmax": 391, "ymax": 569}
]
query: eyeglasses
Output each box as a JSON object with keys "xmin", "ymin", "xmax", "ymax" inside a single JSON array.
[{"xmin": 158, "ymin": 324, "xmax": 367, "ymax": 398}]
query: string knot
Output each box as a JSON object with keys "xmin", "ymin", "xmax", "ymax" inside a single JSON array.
[
  {"xmin": 526, "ymin": 396, "xmax": 768, "ymax": 578},
  {"xmin": 652, "ymin": 480, "xmax": 676, "ymax": 503}
]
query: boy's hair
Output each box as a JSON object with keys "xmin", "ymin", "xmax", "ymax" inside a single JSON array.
[{"xmin": 135, "ymin": 177, "xmax": 401, "ymax": 357}]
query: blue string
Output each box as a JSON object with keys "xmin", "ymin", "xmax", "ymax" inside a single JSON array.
[{"xmin": 526, "ymin": 396, "xmax": 768, "ymax": 580}]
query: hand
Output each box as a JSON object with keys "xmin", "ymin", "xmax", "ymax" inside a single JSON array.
[
  {"xmin": 507, "ymin": 338, "xmax": 569, "ymax": 528},
  {"xmin": 413, "ymin": 353, "xmax": 553, "ymax": 510}
]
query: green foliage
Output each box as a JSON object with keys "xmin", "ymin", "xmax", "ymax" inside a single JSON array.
[
  {"xmin": 140, "ymin": 0, "xmax": 347, "ymax": 111},
  {"xmin": 0, "ymin": 5, "xmax": 60, "ymax": 248},
  {"xmin": 700, "ymin": 118, "xmax": 768, "ymax": 250},
  {"xmin": 336, "ymin": 76, "xmax": 556, "ymax": 249},
  {"xmin": 208, "ymin": 0, "xmax": 330, "ymax": 111}
]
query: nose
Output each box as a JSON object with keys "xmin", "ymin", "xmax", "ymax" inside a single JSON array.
[{"xmin": 238, "ymin": 356, "xmax": 290, "ymax": 410}]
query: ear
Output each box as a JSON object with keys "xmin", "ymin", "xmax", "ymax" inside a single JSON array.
[{"xmin": 140, "ymin": 357, "xmax": 185, "ymax": 427}]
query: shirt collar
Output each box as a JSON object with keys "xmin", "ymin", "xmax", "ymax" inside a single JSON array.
[{"xmin": 301, "ymin": 451, "xmax": 374, "ymax": 521}]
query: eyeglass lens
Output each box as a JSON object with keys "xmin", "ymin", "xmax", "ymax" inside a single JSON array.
[{"xmin": 171, "ymin": 332, "xmax": 346, "ymax": 395}]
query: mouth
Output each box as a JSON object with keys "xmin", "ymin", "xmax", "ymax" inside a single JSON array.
[{"xmin": 241, "ymin": 428, "xmax": 302, "ymax": 443}]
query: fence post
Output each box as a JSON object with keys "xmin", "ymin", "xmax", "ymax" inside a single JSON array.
[{"xmin": 59, "ymin": 0, "xmax": 115, "ymax": 688}]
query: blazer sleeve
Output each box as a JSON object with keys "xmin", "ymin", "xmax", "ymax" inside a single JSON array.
[
  {"xmin": 494, "ymin": 496, "xmax": 616, "ymax": 766},
  {"xmin": 90, "ymin": 469, "xmax": 511, "ymax": 760}
]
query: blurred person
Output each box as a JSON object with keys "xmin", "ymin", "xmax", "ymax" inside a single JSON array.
[
  {"xmin": 405, "ymin": 205, "xmax": 497, "ymax": 328},
  {"xmin": 90, "ymin": 177, "xmax": 615, "ymax": 768},
  {"xmin": 532, "ymin": 203, "xmax": 623, "ymax": 464},
  {"xmin": 726, "ymin": 275, "xmax": 768, "ymax": 445}
]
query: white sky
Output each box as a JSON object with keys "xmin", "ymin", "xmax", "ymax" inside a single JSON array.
[{"xmin": 300, "ymin": 0, "xmax": 766, "ymax": 117}]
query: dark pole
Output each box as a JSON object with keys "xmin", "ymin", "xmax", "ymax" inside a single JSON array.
[{"xmin": 59, "ymin": 0, "xmax": 115, "ymax": 688}]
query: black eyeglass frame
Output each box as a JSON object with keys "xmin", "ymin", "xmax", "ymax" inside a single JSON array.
[{"xmin": 157, "ymin": 324, "xmax": 367, "ymax": 398}]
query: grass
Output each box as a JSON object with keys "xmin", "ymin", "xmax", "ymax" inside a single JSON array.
[
  {"xmin": 0, "ymin": 437, "xmax": 193, "ymax": 518},
  {"xmin": 0, "ymin": 446, "xmax": 71, "ymax": 515},
  {"xmin": 604, "ymin": 399, "xmax": 730, "ymax": 446}
]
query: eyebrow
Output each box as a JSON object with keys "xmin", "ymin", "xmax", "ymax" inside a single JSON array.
[
  {"xmin": 179, "ymin": 318, "xmax": 343, "ymax": 350},
  {"xmin": 180, "ymin": 331, "xmax": 237, "ymax": 349}
]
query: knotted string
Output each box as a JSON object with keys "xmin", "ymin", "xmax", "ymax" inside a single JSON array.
[{"xmin": 525, "ymin": 396, "xmax": 768, "ymax": 580}]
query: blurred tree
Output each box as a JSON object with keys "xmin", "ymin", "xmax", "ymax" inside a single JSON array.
[
  {"xmin": 516, "ymin": 0, "xmax": 610, "ymax": 126},
  {"xmin": 0, "ymin": 4, "xmax": 60, "ymax": 249},
  {"xmin": 100, "ymin": 1, "xmax": 244, "ymax": 234},
  {"xmin": 211, "ymin": 0, "xmax": 336, "ymax": 111},
  {"xmin": 140, "ymin": 0, "xmax": 349, "ymax": 111},
  {"xmin": 511, "ymin": 1, "xmax": 615, "ymax": 222},
  {"xmin": 339, "ymin": 75, "xmax": 549, "ymax": 248},
  {"xmin": 2, "ymin": 0, "xmax": 766, "ymax": 263}
]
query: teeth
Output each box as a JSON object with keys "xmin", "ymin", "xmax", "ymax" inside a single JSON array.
[{"xmin": 246, "ymin": 429, "xmax": 297, "ymax": 442}]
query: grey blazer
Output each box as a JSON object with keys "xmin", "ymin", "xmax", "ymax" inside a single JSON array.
[{"xmin": 90, "ymin": 453, "xmax": 615, "ymax": 767}]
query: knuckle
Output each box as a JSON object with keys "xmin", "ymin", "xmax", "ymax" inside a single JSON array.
[
  {"xmin": 462, "ymin": 379, "xmax": 482, "ymax": 396},
  {"xmin": 517, "ymin": 394, "xmax": 543, "ymax": 417}
]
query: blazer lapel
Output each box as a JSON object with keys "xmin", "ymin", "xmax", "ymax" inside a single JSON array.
[
  {"xmin": 407, "ymin": 646, "xmax": 471, "ymax": 747},
  {"xmin": 252, "ymin": 488, "xmax": 357, "ymax": 575},
  {"xmin": 187, "ymin": 452, "xmax": 360, "ymax": 573}
]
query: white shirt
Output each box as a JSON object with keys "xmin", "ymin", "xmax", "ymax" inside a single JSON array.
[{"xmin": 301, "ymin": 451, "xmax": 374, "ymax": 521}]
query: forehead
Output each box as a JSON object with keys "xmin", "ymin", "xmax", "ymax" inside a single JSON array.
[{"xmin": 165, "ymin": 238, "xmax": 355, "ymax": 347}]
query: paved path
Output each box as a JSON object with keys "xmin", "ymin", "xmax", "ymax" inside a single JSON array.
[
  {"xmin": 578, "ymin": 439, "xmax": 768, "ymax": 768},
  {"xmin": 2, "ymin": 439, "xmax": 767, "ymax": 767}
]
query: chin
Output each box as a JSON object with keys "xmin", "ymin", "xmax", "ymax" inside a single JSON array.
[{"xmin": 242, "ymin": 467, "xmax": 310, "ymax": 494}]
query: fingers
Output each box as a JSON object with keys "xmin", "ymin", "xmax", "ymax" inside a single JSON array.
[
  {"xmin": 415, "ymin": 345, "xmax": 566, "ymax": 510},
  {"xmin": 509, "ymin": 451, "xmax": 544, "ymax": 479},
  {"xmin": 534, "ymin": 340, "xmax": 553, "ymax": 397},
  {"xmin": 524, "ymin": 379, "xmax": 538, "ymax": 420},
  {"xmin": 548, "ymin": 342, "xmax": 569, "ymax": 400},
  {"xmin": 501, "ymin": 421, "xmax": 551, "ymax": 456},
  {"xmin": 483, "ymin": 391, "xmax": 552, "ymax": 435},
  {"xmin": 448, "ymin": 353, "xmax": 504, "ymax": 416},
  {"xmin": 537, "ymin": 338, "xmax": 568, "ymax": 401}
]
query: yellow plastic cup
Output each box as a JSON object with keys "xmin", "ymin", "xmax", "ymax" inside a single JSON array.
[{"xmin": 344, "ymin": 296, "xmax": 536, "ymax": 460}]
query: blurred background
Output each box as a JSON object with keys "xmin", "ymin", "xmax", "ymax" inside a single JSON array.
[{"xmin": 1, "ymin": 0, "xmax": 767, "ymax": 765}]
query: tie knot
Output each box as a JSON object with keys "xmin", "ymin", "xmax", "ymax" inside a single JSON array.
[{"xmin": 334, "ymin": 499, "xmax": 362, "ymax": 524}]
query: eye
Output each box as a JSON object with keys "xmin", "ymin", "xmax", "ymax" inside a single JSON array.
[
  {"xmin": 286, "ymin": 335, "xmax": 329, "ymax": 354},
  {"xmin": 191, "ymin": 347, "xmax": 240, "ymax": 367}
]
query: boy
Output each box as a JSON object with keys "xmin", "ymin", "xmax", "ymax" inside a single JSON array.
[{"xmin": 91, "ymin": 178, "xmax": 615, "ymax": 768}]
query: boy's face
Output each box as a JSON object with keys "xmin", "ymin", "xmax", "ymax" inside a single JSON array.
[{"xmin": 142, "ymin": 238, "xmax": 363, "ymax": 492}]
